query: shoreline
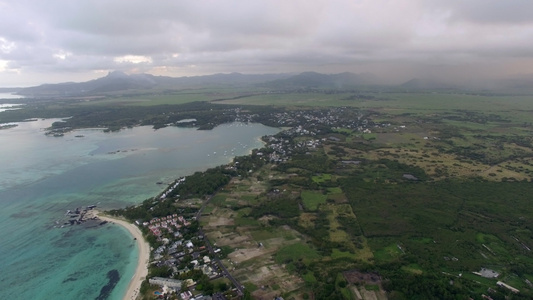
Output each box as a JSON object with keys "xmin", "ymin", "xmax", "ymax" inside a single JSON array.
[{"xmin": 95, "ymin": 210, "xmax": 150, "ymax": 300}]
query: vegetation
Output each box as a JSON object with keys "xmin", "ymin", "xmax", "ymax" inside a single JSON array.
[
  {"xmin": 7, "ymin": 85, "xmax": 533, "ymax": 299},
  {"xmin": 301, "ymin": 190, "xmax": 327, "ymax": 211},
  {"xmin": 196, "ymin": 93, "xmax": 533, "ymax": 299}
]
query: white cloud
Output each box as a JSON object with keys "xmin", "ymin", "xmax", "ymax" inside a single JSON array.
[
  {"xmin": 0, "ymin": 59, "xmax": 8, "ymax": 71},
  {"xmin": 114, "ymin": 55, "xmax": 153, "ymax": 64},
  {"xmin": 1, "ymin": 0, "xmax": 533, "ymax": 85},
  {"xmin": 0, "ymin": 37, "xmax": 16, "ymax": 54},
  {"xmin": 53, "ymin": 50, "xmax": 71, "ymax": 60}
]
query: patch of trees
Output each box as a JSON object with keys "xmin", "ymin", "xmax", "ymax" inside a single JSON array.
[
  {"xmin": 249, "ymin": 197, "xmax": 300, "ymax": 219},
  {"xmin": 109, "ymin": 198, "xmax": 158, "ymax": 221},
  {"xmin": 168, "ymin": 167, "xmax": 232, "ymax": 198},
  {"xmin": 336, "ymin": 215, "xmax": 363, "ymax": 237},
  {"xmin": 376, "ymin": 159, "xmax": 429, "ymax": 181},
  {"xmin": 1, "ymin": 99, "xmax": 288, "ymax": 132},
  {"xmin": 109, "ymin": 195, "xmax": 199, "ymax": 222},
  {"xmin": 341, "ymin": 94, "xmax": 380, "ymax": 101},
  {"xmin": 276, "ymin": 212, "xmax": 331, "ymax": 253},
  {"xmin": 178, "ymin": 269, "xmax": 214, "ymax": 294},
  {"xmin": 304, "ymin": 259, "xmax": 363, "ymax": 300},
  {"xmin": 278, "ymin": 153, "xmax": 333, "ymax": 174},
  {"xmin": 343, "ymin": 159, "xmax": 429, "ymax": 183},
  {"xmin": 149, "ymin": 265, "xmax": 173, "ymax": 278},
  {"xmin": 381, "ymin": 272, "xmax": 471, "ymax": 300},
  {"xmin": 232, "ymin": 152, "xmax": 268, "ymax": 177},
  {"xmin": 328, "ymin": 145, "xmax": 348, "ymax": 157}
]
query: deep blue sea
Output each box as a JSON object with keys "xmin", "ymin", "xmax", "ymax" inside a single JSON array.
[{"xmin": 0, "ymin": 118, "xmax": 279, "ymax": 299}]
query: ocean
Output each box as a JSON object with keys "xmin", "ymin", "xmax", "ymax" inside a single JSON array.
[{"xmin": 0, "ymin": 118, "xmax": 279, "ymax": 299}]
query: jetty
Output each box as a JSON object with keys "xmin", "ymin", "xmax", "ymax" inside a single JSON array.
[{"xmin": 61, "ymin": 205, "xmax": 101, "ymax": 226}]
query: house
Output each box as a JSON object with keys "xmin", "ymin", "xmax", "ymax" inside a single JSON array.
[
  {"xmin": 497, "ymin": 281, "xmax": 519, "ymax": 293},
  {"xmin": 149, "ymin": 277, "xmax": 182, "ymax": 291},
  {"xmin": 479, "ymin": 268, "xmax": 499, "ymax": 278},
  {"xmin": 180, "ymin": 290, "xmax": 193, "ymax": 300},
  {"xmin": 341, "ymin": 160, "xmax": 361, "ymax": 165},
  {"xmin": 402, "ymin": 174, "xmax": 418, "ymax": 181}
]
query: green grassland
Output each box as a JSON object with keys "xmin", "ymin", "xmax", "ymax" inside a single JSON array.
[
  {"xmin": 311, "ymin": 173, "xmax": 332, "ymax": 183},
  {"xmin": 214, "ymin": 90, "xmax": 533, "ymax": 119},
  {"xmin": 275, "ymin": 243, "xmax": 321, "ymax": 264},
  {"xmin": 301, "ymin": 190, "xmax": 327, "ymax": 211},
  {"xmin": 74, "ymin": 87, "xmax": 263, "ymax": 106},
  {"xmin": 216, "ymin": 92, "xmax": 353, "ymax": 107}
]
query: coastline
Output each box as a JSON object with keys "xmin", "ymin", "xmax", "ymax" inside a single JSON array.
[{"xmin": 95, "ymin": 210, "xmax": 150, "ymax": 300}]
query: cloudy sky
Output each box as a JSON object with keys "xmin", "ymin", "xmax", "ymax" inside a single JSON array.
[{"xmin": 1, "ymin": 0, "xmax": 533, "ymax": 86}]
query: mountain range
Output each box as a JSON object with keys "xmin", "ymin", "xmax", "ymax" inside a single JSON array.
[
  {"xmin": 16, "ymin": 71, "xmax": 290, "ymax": 97},
  {"xmin": 15, "ymin": 71, "xmax": 383, "ymax": 97},
  {"xmin": 13, "ymin": 71, "xmax": 533, "ymax": 97}
]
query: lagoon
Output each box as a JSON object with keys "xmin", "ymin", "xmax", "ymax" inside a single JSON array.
[{"xmin": 0, "ymin": 119, "xmax": 279, "ymax": 299}]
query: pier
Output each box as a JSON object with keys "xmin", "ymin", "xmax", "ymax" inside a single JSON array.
[{"xmin": 60, "ymin": 205, "xmax": 101, "ymax": 226}]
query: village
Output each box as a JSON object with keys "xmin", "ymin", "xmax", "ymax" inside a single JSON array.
[
  {"xmin": 143, "ymin": 212, "xmax": 226, "ymax": 300},
  {"xmin": 131, "ymin": 204, "xmax": 244, "ymax": 300}
]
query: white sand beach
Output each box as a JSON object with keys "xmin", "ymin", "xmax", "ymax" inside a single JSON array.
[{"xmin": 95, "ymin": 211, "xmax": 150, "ymax": 300}]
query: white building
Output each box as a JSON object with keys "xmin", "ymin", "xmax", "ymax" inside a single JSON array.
[{"xmin": 149, "ymin": 277, "xmax": 182, "ymax": 291}]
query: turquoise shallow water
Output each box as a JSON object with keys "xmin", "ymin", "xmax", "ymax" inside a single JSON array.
[{"xmin": 0, "ymin": 119, "xmax": 278, "ymax": 299}]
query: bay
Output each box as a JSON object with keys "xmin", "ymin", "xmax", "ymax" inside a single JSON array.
[{"xmin": 0, "ymin": 119, "xmax": 279, "ymax": 299}]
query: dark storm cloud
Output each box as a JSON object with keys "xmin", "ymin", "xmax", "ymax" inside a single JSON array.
[
  {"xmin": 1, "ymin": 0, "xmax": 533, "ymax": 86},
  {"xmin": 431, "ymin": 0, "xmax": 533, "ymax": 24}
]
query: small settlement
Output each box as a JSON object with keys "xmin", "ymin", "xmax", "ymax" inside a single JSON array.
[{"xmin": 139, "ymin": 209, "xmax": 237, "ymax": 300}]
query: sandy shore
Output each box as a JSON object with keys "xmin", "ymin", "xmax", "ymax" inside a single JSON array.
[{"xmin": 95, "ymin": 210, "xmax": 150, "ymax": 300}]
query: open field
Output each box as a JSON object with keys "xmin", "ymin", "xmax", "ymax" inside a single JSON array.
[
  {"xmin": 201, "ymin": 173, "xmax": 314, "ymax": 298},
  {"xmin": 300, "ymin": 190, "xmax": 327, "ymax": 211},
  {"xmin": 214, "ymin": 91, "xmax": 533, "ymax": 119},
  {"xmin": 73, "ymin": 87, "xmax": 266, "ymax": 106}
]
